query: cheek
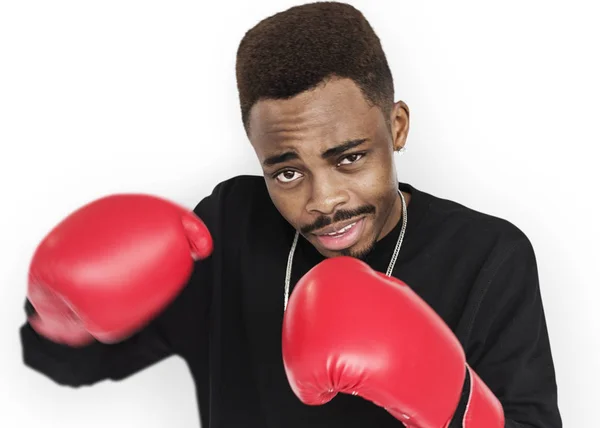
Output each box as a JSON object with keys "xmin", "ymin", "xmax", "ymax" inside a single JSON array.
[
  {"xmin": 265, "ymin": 184, "xmax": 305, "ymax": 227},
  {"xmin": 354, "ymin": 157, "xmax": 396, "ymax": 199},
  {"xmin": 353, "ymin": 160, "xmax": 398, "ymax": 226}
]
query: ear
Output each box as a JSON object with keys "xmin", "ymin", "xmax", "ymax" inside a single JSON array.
[{"xmin": 389, "ymin": 100, "xmax": 410, "ymax": 152}]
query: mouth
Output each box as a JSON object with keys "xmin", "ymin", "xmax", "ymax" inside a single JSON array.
[{"xmin": 313, "ymin": 217, "xmax": 367, "ymax": 251}]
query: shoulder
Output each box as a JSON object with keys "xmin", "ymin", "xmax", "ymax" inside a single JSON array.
[
  {"xmin": 195, "ymin": 174, "xmax": 267, "ymax": 205},
  {"xmin": 406, "ymin": 184, "xmax": 540, "ymax": 295},
  {"xmin": 414, "ymin": 185, "xmax": 532, "ymax": 255},
  {"xmin": 192, "ymin": 175, "xmax": 269, "ymax": 217},
  {"xmin": 191, "ymin": 175, "xmax": 276, "ymax": 240},
  {"xmin": 413, "ymin": 188, "xmax": 544, "ymax": 335}
]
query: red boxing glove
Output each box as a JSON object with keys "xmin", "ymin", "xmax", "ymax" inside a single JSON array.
[
  {"xmin": 27, "ymin": 194, "xmax": 212, "ymax": 346},
  {"xmin": 282, "ymin": 257, "xmax": 504, "ymax": 428}
]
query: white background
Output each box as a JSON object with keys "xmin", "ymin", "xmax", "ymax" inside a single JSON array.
[{"xmin": 1, "ymin": 0, "xmax": 598, "ymax": 426}]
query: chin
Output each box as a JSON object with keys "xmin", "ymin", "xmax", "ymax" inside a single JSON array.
[
  {"xmin": 317, "ymin": 237, "xmax": 375, "ymax": 260},
  {"xmin": 339, "ymin": 241, "xmax": 375, "ymax": 260}
]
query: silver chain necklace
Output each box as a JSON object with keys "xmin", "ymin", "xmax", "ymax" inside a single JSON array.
[{"xmin": 283, "ymin": 189, "xmax": 408, "ymax": 311}]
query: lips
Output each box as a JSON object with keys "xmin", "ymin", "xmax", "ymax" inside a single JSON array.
[
  {"xmin": 312, "ymin": 217, "xmax": 365, "ymax": 236},
  {"xmin": 313, "ymin": 217, "xmax": 366, "ymax": 251}
]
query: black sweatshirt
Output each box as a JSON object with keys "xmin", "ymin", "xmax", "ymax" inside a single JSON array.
[{"xmin": 20, "ymin": 175, "xmax": 562, "ymax": 427}]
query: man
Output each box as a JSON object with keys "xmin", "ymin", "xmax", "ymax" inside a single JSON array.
[{"xmin": 20, "ymin": 2, "xmax": 562, "ymax": 427}]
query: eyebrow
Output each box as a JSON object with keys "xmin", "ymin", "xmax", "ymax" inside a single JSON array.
[{"xmin": 262, "ymin": 138, "xmax": 369, "ymax": 167}]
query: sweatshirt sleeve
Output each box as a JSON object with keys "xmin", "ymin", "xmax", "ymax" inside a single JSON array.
[
  {"xmin": 467, "ymin": 237, "xmax": 563, "ymax": 427},
  {"xmin": 20, "ymin": 259, "xmax": 211, "ymax": 387},
  {"xmin": 20, "ymin": 308, "xmax": 170, "ymax": 386}
]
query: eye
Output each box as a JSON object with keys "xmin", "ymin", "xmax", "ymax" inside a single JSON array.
[
  {"xmin": 338, "ymin": 153, "xmax": 364, "ymax": 166},
  {"xmin": 275, "ymin": 170, "xmax": 303, "ymax": 183}
]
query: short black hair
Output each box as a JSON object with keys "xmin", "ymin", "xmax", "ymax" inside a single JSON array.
[{"xmin": 236, "ymin": 1, "xmax": 395, "ymax": 133}]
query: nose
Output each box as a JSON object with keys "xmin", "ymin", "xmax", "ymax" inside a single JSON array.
[{"xmin": 305, "ymin": 175, "xmax": 349, "ymax": 215}]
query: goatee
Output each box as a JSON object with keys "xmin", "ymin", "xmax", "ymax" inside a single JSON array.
[{"xmin": 339, "ymin": 238, "xmax": 377, "ymax": 260}]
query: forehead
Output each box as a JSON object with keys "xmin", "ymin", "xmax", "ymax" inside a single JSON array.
[{"xmin": 248, "ymin": 78, "xmax": 382, "ymax": 150}]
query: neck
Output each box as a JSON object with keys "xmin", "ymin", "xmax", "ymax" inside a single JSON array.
[{"xmin": 377, "ymin": 190, "xmax": 410, "ymax": 242}]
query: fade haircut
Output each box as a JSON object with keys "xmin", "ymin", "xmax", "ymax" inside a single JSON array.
[{"xmin": 236, "ymin": 1, "xmax": 395, "ymax": 133}]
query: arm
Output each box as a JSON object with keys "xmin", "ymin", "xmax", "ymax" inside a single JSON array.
[
  {"xmin": 467, "ymin": 238, "xmax": 562, "ymax": 427},
  {"xmin": 20, "ymin": 259, "xmax": 211, "ymax": 386},
  {"xmin": 282, "ymin": 257, "xmax": 504, "ymax": 428},
  {"xmin": 20, "ymin": 187, "xmax": 220, "ymax": 387},
  {"xmin": 21, "ymin": 300, "xmax": 171, "ymax": 386}
]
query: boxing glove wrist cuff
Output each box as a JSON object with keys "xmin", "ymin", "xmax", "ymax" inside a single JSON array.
[{"xmin": 448, "ymin": 365, "xmax": 505, "ymax": 428}]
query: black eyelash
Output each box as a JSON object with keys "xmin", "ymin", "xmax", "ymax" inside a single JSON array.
[
  {"xmin": 338, "ymin": 151, "xmax": 367, "ymax": 164},
  {"xmin": 272, "ymin": 169, "xmax": 297, "ymax": 180}
]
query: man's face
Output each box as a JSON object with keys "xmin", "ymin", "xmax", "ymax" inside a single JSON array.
[{"xmin": 248, "ymin": 77, "xmax": 409, "ymax": 259}]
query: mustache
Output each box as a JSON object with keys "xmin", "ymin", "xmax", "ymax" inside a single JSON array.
[{"xmin": 300, "ymin": 205, "xmax": 376, "ymax": 235}]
